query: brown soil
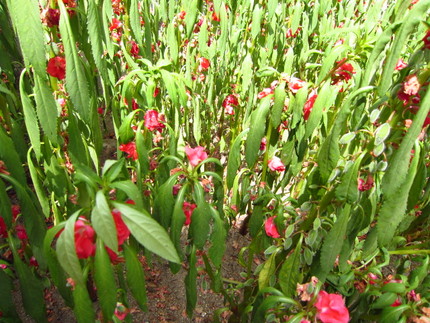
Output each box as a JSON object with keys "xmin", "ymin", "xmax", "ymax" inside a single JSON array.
[{"xmin": 13, "ymin": 228, "xmax": 251, "ymax": 323}]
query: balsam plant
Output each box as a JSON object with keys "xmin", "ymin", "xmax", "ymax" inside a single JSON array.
[{"xmin": 0, "ymin": 0, "xmax": 429, "ymax": 322}]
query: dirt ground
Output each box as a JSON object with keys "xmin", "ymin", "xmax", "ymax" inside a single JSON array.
[{"xmin": 12, "ymin": 228, "xmax": 251, "ymax": 323}]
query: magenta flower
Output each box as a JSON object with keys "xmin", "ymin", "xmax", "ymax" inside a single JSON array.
[{"xmin": 144, "ymin": 110, "xmax": 165, "ymax": 132}]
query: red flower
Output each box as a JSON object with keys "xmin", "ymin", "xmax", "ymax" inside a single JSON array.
[
  {"xmin": 222, "ymin": 94, "xmax": 239, "ymax": 115},
  {"xmin": 331, "ymin": 60, "xmax": 355, "ymax": 86},
  {"xmin": 47, "ymin": 57, "xmax": 66, "ymax": 80},
  {"xmin": 268, "ymin": 156, "xmax": 285, "ymax": 172},
  {"xmin": 144, "ymin": 110, "xmax": 165, "ymax": 132},
  {"xmin": 44, "ymin": 8, "xmax": 60, "ymax": 27},
  {"xmin": 119, "ymin": 142, "xmax": 138, "ymax": 160},
  {"xmin": 109, "ymin": 18, "xmax": 123, "ymax": 31},
  {"xmin": 422, "ymin": 30, "xmax": 430, "ymax": 49},
  {"xmin": 395, "ymin": 58, "xmax": 408, "ymax": 71},
  {"xmin": 358, "ymin": 174, "xmax": 374, "ymax": 192},
  {"xmin": 114, "ymin": 302, "xmax": 129, "ymax": 321},
  {"xmin": 198, "ymin": 57, "xmax": 210, "ymax": 71},
  {"xmin": 178, "ymin": 10, "xmax": 186, "ymax": 20},
  {"xmin": 391, "ymin": 298, "xmax": 402, "ymax": 307},
  {"xmin": 15, "ymin": 225, "xmax": 28, "ymax": 240},
  {"xmin": 74, "ymin": 218, "xmax": 96, "ymax": 259},
  {"xmin": 129, "ymin": 41, "xmax": 139, "ymax": 58},
  {"xmin": 257, "ymin": 88, "xmax": 274, "ymax": 99},
  {"xmin": 183, "ymin": 202, "xmax": 197, "ymax": 226},
  {"xmin": 303, "ymin": 89, "xmax": 318, "ymax": 120},
  {"xmin": 265, "ymin": 216, "xmax": 280, "ymax": 238},
  {"xmin": 315, "ymin": 291, "xmax": 349, "ymax": 323},
  {"xmin": 185, "ymin": 146, "xmax": 208, "ymax": 167},
  {"xmin": 106, "ymin": 246, "xmax": 125, "ymax": 264},
  {"xmin": 153, "ymin": 87, "xmax": 160, "ymax": 97},
  {"xmin": 11, "ymin": 205, "xmax": 21, "ymax": 218},
  {"xmin": 111, "ymin": 210, "xmax": 130, "ymax": 246},
  {"xmin": 212, "ymin": 12, "xmax": 220, "ymax": 22},
  {"xmin": 288, "ymin": 77, "xmax": 306, "ymax": 93},
  {"xmin": 260, "ymin": 137, "xmax": 267, "ymax": 151},
  {"xmin": 286, "ymin": 28, "xmax": 300, "ymax": 38},
  {"xmin": 0, "ymin": 217, "xmax": 7, "ymax": 238}
]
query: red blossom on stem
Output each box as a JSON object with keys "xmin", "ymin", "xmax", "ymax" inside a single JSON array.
[
  {"xmin": 144, "ymin": 110, "xmax": 165, "ymax": 132},
  {"xmin": 265, "ymin": 216, "xmax": 280, "ymax": 238},
  {"xmin": 73, "ymin": 218, "xmax": 96, "ymax": 259},
  {"xmin": 183, "ymin": 202, "xmax": 197, "ymax": 226},
  {"xmin": 119, "ymin": 142, "xmax": 138, "ymax": 160},
  {"xmin": 111, "ymin": 209, "xmax": 131, "ymax": 246},
  {"xmin": 288, "ymin": 77, "xmax": 306, "ymax": 93},
  {"xmin": 257, "ymin": 88, "xmax": 274, "ymax": 99},
  {"xmin": 331, "ymin": 60, "xmax": 355, "ymax": 86},
  {"xmin": 47, "ymin": 57, "xmax": 66, "ymax": 80},
  {"xmin": 222, "ymin": 94, "xmax": 239, "ymax": 115},
  {"xmin": 303, "ymin": 89, "xmax": 318, "ymax": 120}
]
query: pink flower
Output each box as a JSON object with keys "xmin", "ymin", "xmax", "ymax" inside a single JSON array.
[
  {"xmin": 315, "ymin": 291, "xmax": 349, "ymax": 323},
  {"xmin": 303, "ymin": 89, "xmax": 318, "ymax": 120},
  {"xmin": 222, "ymin": 94, "xmax": 239, "ymax": 115},
  {"xmin": 257, "ymin": 88, "xmax": 274, "ymax": 99},
  {"xmin": 119, "ymin": 142, "xmax": 138, "ymax": 160},
  {"xmin": 47, "ymin": 56, "xmax": 66, "ymax": 80},
  {"xmin": 288, "ymin": 77, "xmax": 306, "ymax": 93},
  {"xmin": 268, "ymin": 156, "xmax": 285, "ymax": 172},
  {"xmin": 183, "ymin": 202, "xmax": 197, "ymax": 226},
  {"xmin": 198, "ymin": 57, "xmax": 210, "ymax": 71},
  {"xmin": 111, "ymin": 210, "xmax": 130, "ymax": 246},
  {"xmin": 185, "ymin": 146, "xmax": 208, "ymax": 167},
  {"xmin": 73, "ymin": 218, "xmax": 96, "ymax": 259},
  {"xmin": 144, "ymin": 110, "xmax": 165, "ymax": 132},
  {"xmin": 265, "ymin": 216, "xmax": 280, "ymax": 238},
  {"xmin": 260, "ymin": 137, "xmax": 267, "ymax": 151},
  {"xmin": 395, "ymin": 58, "xmax": 408, "ymax": 70},
  {"xmin": 403, "ymin": 74, "xmax": 420, "ymax": 96},
  {"xmin": 423, "ymin": 30, "xmax": 430, "ymax": 49}
]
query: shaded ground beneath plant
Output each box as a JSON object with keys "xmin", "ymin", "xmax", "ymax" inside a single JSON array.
[{"xmin": 13, "ymin": 227, "xmax": 251, "ymax": 322}]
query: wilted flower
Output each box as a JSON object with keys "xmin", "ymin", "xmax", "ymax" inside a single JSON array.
[
  {"xmin": 223, "ymin": 94, "xmax": 239, "ymax": 115},
  {"xmin": 129, "ymin": 41, "xmax": 140, "ymax": 58},
  {"xmin": 47, "ymin": 57, "xmax": 66, "ymax": 80},
  {"xmin": 265, "ymin": 216, "xmax": 280, "ymax": 238},
  {"xmin": 268, "ymin": 156, "xmax": 285, "ymax": 172},
  {"xmin": 144, "ymin": 110, "xmax": 165, "ymax": 132},
  {"xmin": 43, "ymin": 8, "xmax": 60, "ymax": 27},
  {"xmin": 315, "ymin": 291, "xmax": 350, "ymax": 323},
  {"xmin": 15, "ymin": 225, "xmax": 28, "ymax": 241},
  {"xmin": 185, "ymin": 146, "xmax": 208, "ymax": 167},
  {"xmin": 358, "ymin": 174, "xmax": 374, "ymax": 192},
  {"xmin": 183, "ymin": 202, "xmax": 197, "ymax": 226}
]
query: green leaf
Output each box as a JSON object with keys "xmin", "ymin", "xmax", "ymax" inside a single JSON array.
[
  {"xmin": 259, "ymin": 252, "xmax": 277, "ymax": 290},
  {"xmin": 240, "ymin": 53, "xmax": 254, "ymax": 96},
  {"xmin": 319, "ymin": 204, "xmax": 351, "ymax": 281},
  {"xmin": 92, "ymin": 191, "xmax": 118, "ymax": 252},
  {"xmin": 19, "ymin": 71, "xmax": 41, "ymax": 159},
  {"xmin": 374, "ymin": 123, "xmax": 391, "ymax": 145},
  {"xmin": 56, "ymin": 211, "xmax": 84, "ymax": 285},
  {"xmin": 251, "ymin": 5, "xmax": 263, "ymax": 41},
  {"xmin": 27, "ymin": 152, "xmax": 50, "ymax": 218},
  {"xmin": 112, "ymin": 202, "xmax": 180, "ymax": 263},
  {"xmin": 167, "ymin": 23, "xmax": 178, "ymax": 63},
  {"xmin": 377, "ymin": 143, "xmax": 421, "ymax": 246},
  {"xmin": 0, "ymin": 179, "xmax": 12, "ymax": 228},
  {"xmin": 110, "ymin": 180, "xmax": 144, "ymax": 210},
  {"xmin": 59, "ymin": 0, "xmax": 92, "ymax": 124},
  {"xmin": 378, "ymin": 0, "xmax": 430, "ymax": 95},
  {"xmin": 185, "ymin": 246, "xmax": 197, "ymax": 317},
  {"xmin": 0, "ymin": 265, "xmax": 19, "ymax": 321},
  {"xmin": 129, "ymin": 0, "xmax": 143, "ymax": 46},
  {"xmin": 245, "ymin": 96, "xmax": 271, "ymax": 167},
  {"xmin": 72, "ymin": 282, "xmax": 96, "ymax": 323},
  {"xmin": 271, "ymin": 82, "xmax": 287, "ymax": 128},
  {"xmin": 370, "ymin": 292, "xmax": 398, "ymax": 309},
  {"xmin": 279, "ymin": 235, "xmax": 303, "ymax": 297},
  {"xmin": 124, "ymin": 244, "xmax": 148, "ymax": 311},
  {"xmin": 94, "ymin": 238, "xmax": 117, "ymax": 320},
  {"xmin": 226, "ymin": 129, "xmax": 249, "ymax": 189},
  {"xmin": 380, "ymin": 305, "xmax": 409, "ymax": 323},
  {"xmin": 6, "ymin": 0, "xmax": 46, "ymax": 76},
  {"xmin": 185, "ymin": 0, "xmax": 199, "ymax": 38},
  {"xmin": 335, "ymin": 154, "xmax": 364, "ymax": 203},
  {"xmin": 170, "ymin": 184, "xmax": 189, "ymax": 261},
  {"xmin": 153, "ymin": 174, "xmax": 178, "ymax": 228},
  {"xmin": 190, "ymin": 201, "xmax": 211, "ymax": 250},
  {"xmin": 118, "ymin": 110, "xmax": 140, "ymax": 144},
  {"xmin": 10, "ymin": 237, "xmax": 46, "ymax": 322},
  {"xmin": 209, "ymin": 206, "xmax": 227, "ymax": 268},
  {"xmin": 160, "ymin": 69, "xmax": 179, "ymax": 107}
]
